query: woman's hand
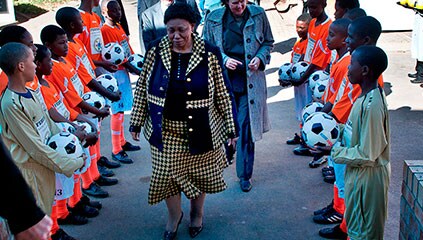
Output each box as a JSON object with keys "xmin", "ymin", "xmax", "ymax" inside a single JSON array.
[
  {"xmin": 248, "ymin": 57, "xmax": 261, "ymax": 71},
  {"xmin": 131, "ymin": 131, "xmax": 140, "ymax": 141},
  {"xmin": 225, "ymin": 58, "xmax": 243, "ymax": 71}
]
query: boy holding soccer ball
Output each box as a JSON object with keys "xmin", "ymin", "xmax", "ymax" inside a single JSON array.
[
  {"xmin": 284, "ymin": 13, "xmax": 312, "ymax": 145},
  {"xmin": 41, "ymin": 25, "xmax": 119, "ymax": 200},
  {"xmin": 100, "ymin": 0, "xmax": 141, "ymax": 164},
  {"xmin": 0, "ymin": 42, "xmax": 85, "ymax": 215},
  {"xmin": 332, "ymin": 45, "xmax": 390, "ymax": 239}
]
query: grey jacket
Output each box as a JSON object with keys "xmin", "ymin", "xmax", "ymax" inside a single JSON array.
[{"xmin": 203, "ymin": 5, "xmax": 274, "ymax": 142}]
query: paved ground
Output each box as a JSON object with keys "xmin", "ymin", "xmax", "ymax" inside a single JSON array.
[{"xmin": 14, "ymin": 0, "xmax": 423, "ymax": 239}]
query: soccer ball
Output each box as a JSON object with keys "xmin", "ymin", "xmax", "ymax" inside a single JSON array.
[
  {"xmin": 301, "ymin": 112, "xmax": 339, "ymax": 148},
  {"xmin": 301, "ymin": 102, "xmax": 324, "ymax": 123},
  {"xmin": 127, "ymin": 54, "xmax": 144, "ymax": 74},
  {"xmin": 290, "ymin": 61, "xmax": 309, "ymax": 82},
  {"xmin": 101, "ymin": 42, "xmax": 125, "ymax": 65},
  {"xmin": 278, "ymin": 62, "xmax": 293, "ymax": 81},
  {"xmin": 56, "ymin": 122, "xmax": 76, "ymax": 133},
  {"xmin": 96, "ymin": 74, "xmax": 118, "ymax": 93},
  {"xmin": 313, "ymin": 79, "xmax": 328, "ymax": 100},
  {"xmin": 47, "ymin": 132, "xmax": 84, "ymax": 158},
  {"xmin": 73, "ymin": 121, "xmax": 94, "ymax": 133},
  {"xmin": 82, "ymin": 92, "xmax": 106, "ymax": 114},
  {"xmin": 309, "ymin": 70, "xmax": 329, "ymax": 92}
]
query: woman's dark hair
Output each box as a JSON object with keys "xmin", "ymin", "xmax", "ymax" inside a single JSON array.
[
  {"xmin": 0, "ymin": 25, "xmax": 29, "ymax": 47},
  {"xmin": 34, "ymin": 44, "xmax": 50, "ymax": 63},
  {"xmin": 164, "ymin": 2, "xmax": 198, "ymax": 24}
]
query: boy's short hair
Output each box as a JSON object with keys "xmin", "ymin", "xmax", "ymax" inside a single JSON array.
[
  {"xmin": 336, "ymin": 0, "xmax": 359, "ymax": 10},
  {"xmin": 0, "ymin": 43, "xmax": 31, "ymax": 76},
  {"xmin": 353, "ymin": 45, "xmax": 388, "ymax": 79},
  {"xmin": 40, "ymin": 25, "xmax": 66, "ymax": 45},
  {"xmin": 101, "ymin": 0, "xmax": 115, "ymax": 10},
  {"xmin": 297, "ymin": 13, "xmax": 312, "ymax": 23},
  {"xmin": 34, "ymin": 44, "xmax": 50, "ymax": 63},
  {"xmin": 343, "ymin": 8, "xmax": 366, "ymax": 21},
  {"xmin": 350, "ymin": 16, "xmax": 382, "ymax": 42},
  {"xmin": 331, "ymin": 18, "xmax": 351, "ymax": 35},
  {"xmin": 56, "ymin": 7, "xmax": 80, "ymax": 30},
  {"xmin": 0, "ymin": 26, "xmax": 29, "ymax": 47}
]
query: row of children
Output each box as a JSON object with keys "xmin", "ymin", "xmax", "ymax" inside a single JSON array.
[
  {"xmin": 279, "ymin": 0, "xmax": 390, "ymax": 239},
  {"xmin": 0, "ymin": 0, "xmax": 142, "ymax": 239}
]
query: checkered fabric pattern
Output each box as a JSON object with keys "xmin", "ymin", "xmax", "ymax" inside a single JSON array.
[
  {"xmin": 130, "ymin": 45, "xmax": 157, "ymax": 128},
  {"xmin": 148, "ymin": 119, "xmax": 227, "ymax": 205}
]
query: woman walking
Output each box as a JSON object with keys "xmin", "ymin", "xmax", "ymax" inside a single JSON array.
[
  {"xmin": 203, "ymin": 0, "xmax": 274, "ymax": 192},
  {"xmin": 130, "ymin": 3, "xmax": 238, "ymax": 239}
]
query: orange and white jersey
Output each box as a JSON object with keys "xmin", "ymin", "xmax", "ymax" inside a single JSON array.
[
  {"xmin": 331, "ymin": 73, "xmax": 384, "ymax": 124},
  {"xmin": 66, "ymin": 38, "xmax": 97, "ymax": 86},
  {"xmin": 40, "ymin": 79, "xmax": 79, "ymax": 121},
  {"xmin": 291, "ymin": 38, "xmax": 308, "ymax": 64},
  {"xmin": 46, "ymin": 59, "xmax": 85, "ymax": 110},
  {"xmin": 323, "ymin": 52, "xmax": 350, "ymax": 104},
  {"xmin": 304, "ymin": 17, "xmax": 332, "ymax": 69},
  {"xmin": 76, "ymin": 10, "xmax": 104, "ymax": 61},
  {"xmin": 101, "ymin": 22, "xmax": 134, "ymax": 70}
]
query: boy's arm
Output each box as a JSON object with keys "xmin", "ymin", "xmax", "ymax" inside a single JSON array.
[
  {"xmin": 3, "ymin": 106, "xmax": 84, "ymax": 177},
  {"xmin": 332, "ymin": 105, "xmax": 388, "ymax": 167},
  {"xmin": 87, "ymin": 79, "xmax": 121, "ymax": 102}
]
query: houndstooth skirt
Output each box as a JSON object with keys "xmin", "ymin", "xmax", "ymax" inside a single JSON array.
[{"xmin": 148, "ymin": 119, "xmax": 228, "ymax": 205}]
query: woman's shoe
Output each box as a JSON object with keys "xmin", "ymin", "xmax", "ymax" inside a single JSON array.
[
  {"xmin": 163, "ymin": 212, "xmax": 183, "ymax": 240},
  {"xmin": 188, "ymin": 225, "xmax": 203, "ymax": 238}
]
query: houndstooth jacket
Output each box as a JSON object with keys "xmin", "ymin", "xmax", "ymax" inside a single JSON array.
[{"xmin": 130, "ymin": 34, "xmax": 238, "ymax": 154}]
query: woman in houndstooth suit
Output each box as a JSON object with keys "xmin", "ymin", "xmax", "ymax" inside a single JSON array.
[{"xmin": 129, "ymin": 3, "xmax": 238, "ymax": 240}]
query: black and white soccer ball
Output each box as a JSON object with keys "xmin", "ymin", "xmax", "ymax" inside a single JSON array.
[
  {"xmin": 47, "ymin": 132, "xmax": 83, "ymax": 158},
  {"xmin": 101, "ymin": 42, "xmax": 125, "ymax": 65},
  {"xmin": 278, "ymin": 62, "xmax": 293, "ymax": 81},
  {"xmin": 56, "ymin": 122, "xmax": 76, "ymax": 133},
  {"xmin": 82, "ymin": 91, "xmax": 106, "ymax": 115},
  {"xmin": 127, "ymin": 53, "xmax": 144, "ymax": 74},
  {"xmin": 73, "ymin": 121, "xmax": 94, "ymax": 133},
  {"xmin": 96, "ymin": 74, "xmax": 118, "ymax": 93},
  {"xmin": 290, "ymin": 61, "xmax": 309, "ymax": 82},
  {"xmin": 313, "ymin": 79, "xmax": 329, "ymax": 100},
  {"xmin": 301, "ymin": 102, "xmax": 324, "ymax": 123},
  {"xmin": 301, "ymin": 112, "xmax": 339, "ymax": 148},
  {"xmin": 309, "ymin": 70, "xmax": 329, "ymax": 92}
]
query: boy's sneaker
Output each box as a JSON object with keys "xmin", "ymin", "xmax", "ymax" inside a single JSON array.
[
  {"xmin": 98, "ymin": 165, "xmax": 115, "ymax": 177},
  {"xmin": 286, "ymin": 133, "xmax": 302, "ymax": 145},
  {"xmin": 309, "ymin": 155, "xmax": 328, "ymax": 168},
  {"xmin": 80, "ymin": 195, "xmax": 102, "ymax": 210},
  {"xmin": 57, "ymin": 212, "xmax": 88, "ymax": 225},
  {"xmin": 51, "ymin": 229, "xmax": 77, "ymax": 240},
  {"xmin": 313, "ymin": 200, "xmax": 334, "ymax": 216},
  {"xmin": 323, "ymin": 174, "xmax": 335, "ymax": 184},
  {"xmin": 321, "ymin": 166, "xmax": 334, "ymax": 173},
  {"xmin": 122, "ymin": 142, "xmax": 141, "ymax": 151},
  {"xmin": 293, "ymin": 145, "xmax": 313, "ymax": 156},
  {"xmin": 322, "ymin": 169, "xmax": 335, "ymax": 177},
  {"xmin": 313, "ymin": 208, "xmax": 343, "ymax": 224},
  {"xmin": 319, "ymin": 224, "xmax": 348, "ymax": 239},
  {"xmin": 112, "ymin": 150, "xmax": 134, "ymax": 164}
]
